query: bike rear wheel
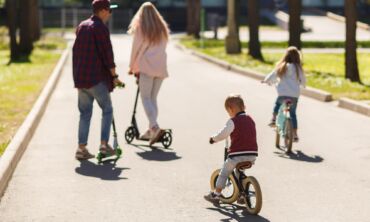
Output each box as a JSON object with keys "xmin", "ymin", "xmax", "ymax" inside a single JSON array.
[
  {"xmin": 210, "ymin": 169, "xmax": 239, "ymax": 204},
  {"xmin": 284, "ymin": 119, "xmax": 293, "ymax": 153},
  {"xmin": 242, "ymin": 176, "xmax": 262, "ymax": 215}
]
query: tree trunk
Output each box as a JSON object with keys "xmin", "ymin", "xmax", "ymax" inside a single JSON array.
[
  {"xmin": 248, "ymin": 0, "xmax": 263, "ymax": 60},
  {"xmin": 186, "ymin": 0, "xmax": 201, "ymax": 39},
  {"xmin": 225, "ymin": 0, "xmax": 241, "ymax": 54},
  {"xmin": 5, "ymin": 0, "xmax": 20, "ymax": 61},
  {"xmin": 19, "ymin": 0, "xmax": 34, "ymax": 55},
  {"xmin": 30, "ymin": 0, "xmax": 41, "ymax": 41},
  {"xmin": 345, "ymin": 0, "xmax": 361, "ymax": 83},
  {"xmin": 288, "ymin": 0, "xmax": 302, "ymax": 50}
]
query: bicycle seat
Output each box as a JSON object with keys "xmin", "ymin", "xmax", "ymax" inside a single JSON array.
[{"xmin": 236, "ymin": 161, "xmax": 253, "ymax": 170}]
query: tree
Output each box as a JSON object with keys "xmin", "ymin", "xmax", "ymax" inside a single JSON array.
[
  {"xmin": 288, "ymin": 0, "xmax": 302, "ymax": 50},
  {"xmin": 225, "ymin": 0, "xmax": 241, "ymax": 54},
  {"xmin": 19, "ymin": 0, "xmax": 40, "ymax": 55},
  {"xmin": 186, "ymin": 0, "xmax": 201, "ymax": 39},
  {"xmin": 344, "ymin": 0, "xmax": 361, "ymax": 83},
  {"xmin": 247, "ymin": 0, "xmax": 263, "ymax": 60},
  {"xmin": 5, "ymin": 0, "xmax": 19, "ymax": 61}
]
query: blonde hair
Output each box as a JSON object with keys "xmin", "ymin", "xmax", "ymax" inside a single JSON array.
[
  {"xmin": 225, "ymin": 94, "xmax": 245, "ymax": 110},
  {"xmin": 127, "ymin": 2, "xmax": 170, "ymax": 45},
  {"xmin": 276, "ymin": 46, "xmax": 303, "ymax": 81}
]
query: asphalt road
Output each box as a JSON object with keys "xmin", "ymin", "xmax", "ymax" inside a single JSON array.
[{"xmin": 1, "ymin": 35, "xmax": 370, "ymax": 221}]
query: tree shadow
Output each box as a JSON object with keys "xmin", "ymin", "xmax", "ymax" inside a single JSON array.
[
  {"xmin": 129, "ymin": 143, "xmax": 182, "ymax": 162},
  {"xmin": 75, "ymin": 160, "xmax": 129, "ymax": 180},
  {"xmin": 206, "ymin": 203, "xmax": 270, "ymax": 222},
  {"xmin": 274, "ymin": 149, "xmax": 324, "ymax": 163}
]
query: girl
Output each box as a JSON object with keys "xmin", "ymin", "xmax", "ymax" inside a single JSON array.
[
  {"xmin": 128, "ymin": 2, "xmax": 170, "ymax": 145},
  {"xmin": 262, "ymin": 46, "xmax": 306, "ymax": 142}
]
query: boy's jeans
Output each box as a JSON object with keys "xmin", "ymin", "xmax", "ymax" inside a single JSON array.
[
  {"xmin": 78, "ymin": 82, "xmax": 113, "ymax": 145},
  {"xmin": 216, "ymin": 155, "xmax": 257, "ymax": 189},
  {"xmin": 273, "ymin": 96, "xmax": 298, "ymax": 129}
]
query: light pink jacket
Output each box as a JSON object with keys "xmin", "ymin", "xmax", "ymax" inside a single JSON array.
[{"xmin": 129, "ymin": 27, "xmax": 168, "ymax": 78}]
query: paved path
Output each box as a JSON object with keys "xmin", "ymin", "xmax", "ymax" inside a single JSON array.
[
  {"xmin": 1, "ymin": 35, "xmax": 370, "ymax": 221},
  {"xmin": 204, "ymin": 12, "xmax": 370, "ymax": 42}
]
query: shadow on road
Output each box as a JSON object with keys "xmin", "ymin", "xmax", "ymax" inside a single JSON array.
[
  {"xmin": 75, "ymin": 160, "xmax": 129, "ymax": 180},
  {"xmin": 207, "ymin": 203, "xmax": 270, "ymax": 222},
  {"xmin": 274, "ymin": 149, "xmax": 324, "ymax": 163},
  {"xmin": 129, "ymin": 143, "xmax": 182, "ymax": 161}
]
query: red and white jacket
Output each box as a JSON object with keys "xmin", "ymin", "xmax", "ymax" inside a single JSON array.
[{"xmin": 212, "ymin": 111, "xmax": 258, "ymax": 158}]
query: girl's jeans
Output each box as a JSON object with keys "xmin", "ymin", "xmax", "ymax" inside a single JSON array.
[
  {"xmin": 273, "ymin": 96, "xmax": 298, "ymax": 129},
  {"xmin": 78, "ymin": 82, "xmax": 113, "ymax": 145},
  {"xmin": 216, "ymin": 155, "xmax": 257, "ymax": 189},
  {"xmin": 139, "ymin": 73, "xmax": 163, "ymax": 129}
]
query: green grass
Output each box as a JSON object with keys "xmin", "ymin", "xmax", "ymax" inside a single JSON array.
[
  {"xmin": 0, "ymin": 36, "xmax": 66, "ymax": 156},
  {"xmin": 181, "ymin": 38, "xmax": 370, "ymax": 100},
  {"xmin": 181, "ymin": 37, "xmax": 370, "ymax": 49}
]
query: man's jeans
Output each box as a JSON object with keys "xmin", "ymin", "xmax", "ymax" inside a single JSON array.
[{"xmin": 78, "ymin": 82, "xmax": 113, "ymax": 145}]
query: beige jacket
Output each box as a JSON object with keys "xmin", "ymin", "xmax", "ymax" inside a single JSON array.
[{"xmin": 129, "ymin": 27, "xmax": 168, "ymax": 78}]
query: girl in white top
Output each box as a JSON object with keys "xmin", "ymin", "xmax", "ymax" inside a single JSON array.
[
  {"xmin": 262, "ymin": 46, "xmax": 306, "ymax": 141},
  {"xmin": 128, "ymin": 2, "xmax": 170, "ymax": 145}
]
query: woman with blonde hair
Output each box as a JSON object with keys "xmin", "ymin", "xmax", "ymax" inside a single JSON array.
[
  {"xmin": 128, "ymin": 2, "xmax": 170, "ymax": 145},
  {"xmin": 262, "ymin": 46, "xmax": 306, "ymax": 142}
]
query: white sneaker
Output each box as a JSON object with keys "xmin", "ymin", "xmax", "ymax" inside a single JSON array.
[{"xmin": 140, "ymin": 129, "xmax": 152, "ymax": 140}]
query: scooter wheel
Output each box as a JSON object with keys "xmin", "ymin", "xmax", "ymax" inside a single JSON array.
[
  {"xmin": 125, "ymin": 126, "xmax": 136, "ymax": 144},
  {"xmin": 161, "ymin": 131, "xmax": 172, "ymax": 149}
]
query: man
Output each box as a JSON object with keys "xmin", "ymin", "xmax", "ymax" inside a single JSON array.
[{"xmin": 72, "ymin": 0, "xmax": 123, "ymax": 160}]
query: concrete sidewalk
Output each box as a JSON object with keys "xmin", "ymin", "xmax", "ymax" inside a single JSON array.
[{"xmin": 1, "ymin": 35, "xmax": 370, "ymax": 221}]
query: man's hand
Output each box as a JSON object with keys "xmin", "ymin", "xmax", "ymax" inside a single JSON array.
[
  {"xmin": 114, "ymin": 78, "xmax": 124, "ymax": 88},
  {"xmin": 209, "ymin": 137, "xmax": 215, "ymax": 144}
]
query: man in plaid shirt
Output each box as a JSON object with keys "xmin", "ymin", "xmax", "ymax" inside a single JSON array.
[{"xmin": 73, "ymin": 0, "xmax": 123, "ymax": 160}]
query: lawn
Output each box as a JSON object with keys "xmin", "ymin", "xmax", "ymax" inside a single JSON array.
[
  {"xmin": 181, "ymin": 38, "xmax": 370, "ymax": 100},
  {"xmin": 0, "ymin": 35, "xmax": 66, "ymax": 156}
]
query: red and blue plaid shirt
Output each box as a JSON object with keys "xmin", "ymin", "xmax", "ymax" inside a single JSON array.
[{"xmin": 72, "ymin": 15, "xmax": 116, "ymax": 92}]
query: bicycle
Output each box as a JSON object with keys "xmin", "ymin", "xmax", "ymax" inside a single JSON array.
[
  {"xmin": 209, "ymin": 140, "xmax": 262, "ymax": 215},
  {"xmin": 275, "ymin": 99, "xmax": 294, "ymax": 153}
]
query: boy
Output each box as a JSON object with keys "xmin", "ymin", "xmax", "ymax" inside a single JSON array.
[{"xmin": 204, "ymin": 94, "xmax": 258, "ymax": 203}]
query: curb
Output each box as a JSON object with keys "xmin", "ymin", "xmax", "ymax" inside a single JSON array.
[
  {"xmin": 176, "ymin": 43, "xmax": 333, "ymax": 102},
  {"xmin": 338, "ymin": 98, "xmax": 370, "ymax": 117},
  {"xmin": 0, "ymin": 44, "xmax": 70, "ymax": 198}
]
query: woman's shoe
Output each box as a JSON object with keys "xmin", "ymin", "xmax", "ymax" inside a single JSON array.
[
  {"xmin": 149, "ymin": 128, "xmax": 165, "ymax": 146},
  {"xmin": 139, "ymin": 129, "xmax": 152, "ymax": 140}
]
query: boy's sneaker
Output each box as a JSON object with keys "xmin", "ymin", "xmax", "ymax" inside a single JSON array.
[
  {"xmin": 203, "ymin": 192, "xmax": 221, "ymax": 204},
  {"xmin": 149, "ymin": 128, "xmax": 165, "ymax": 146},
  {"xmin": 139, "ymin": 129, "xmax": 152, "ymax": 140},
  {"xmin": 268, "ymin": 119, "xmax": 276, "ymax": 127},
  {"xmin": 75, "ymin": 148, "xmax": 95, "ymax": 160},
  {"xmin": 99, "ymin": 144, "xmax": 115, "ymax": 156}
]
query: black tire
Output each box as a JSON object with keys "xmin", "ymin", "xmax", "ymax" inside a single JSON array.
[
  {"xmin": 275, "ymin": 128, "xmax": 280, "ymax": 149},
  {"xmin": 242, "ymin": 176, "xmax": 262, "ymax": 215},
  {"xmin": 210, "ymin": 169, "xmax": 239, "ymax": 204},
  {"xmin": 124, "ymin": 126, "xmax": 136, "ymax": 144},
  {"xmin": 284, "ymin": 119, "xmax": 293, "ymax": 153},
  {"xmin": 161, "ymin": 131, "xmax": 172, "ymax": 148}
]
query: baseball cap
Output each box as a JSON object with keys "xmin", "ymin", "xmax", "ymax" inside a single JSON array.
[{"xmin": 92, "ymin": 0, "xmax": 118, "ymax": 12}]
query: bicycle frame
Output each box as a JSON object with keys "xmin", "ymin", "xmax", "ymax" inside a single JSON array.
[{"xmin": 276, "ymin": 100, "xmax": 292, "ymax": 136}]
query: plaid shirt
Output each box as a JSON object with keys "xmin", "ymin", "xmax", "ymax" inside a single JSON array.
[{"xmin": 72, "ymin": 15, "xmax": 115, "ymax": 92}]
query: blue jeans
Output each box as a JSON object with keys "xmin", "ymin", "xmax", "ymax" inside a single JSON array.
[
  {"xmin": 273, "ymin": 96, "xmax": 298, "ymax": 129},
  {"xmin": 78, "ymin": 82, "xmax": 113, "ymax": 145}
]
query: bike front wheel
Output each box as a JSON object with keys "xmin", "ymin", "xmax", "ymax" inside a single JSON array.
[
  {"xmin": 210, "ymin": 169, "xmax": 239, "ymax": 204},
  {"xmin": 241, "ymin": 176, "xmax": 262, "ymax": 215}
]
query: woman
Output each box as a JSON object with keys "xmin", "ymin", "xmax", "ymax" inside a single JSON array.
[{"xmin": 128, "ymin": 2, "xmax": 170, "ymax": 145}]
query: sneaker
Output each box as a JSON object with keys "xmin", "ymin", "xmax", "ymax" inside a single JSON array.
[
  {"xmin": 204, "ymin": 192, "xmax": 221, "ymax": 204},
  {"xmin": 237, "ymin": 195, "xmax": 246, "ymax": 205},
  {"xmin": 99, "ymin": 144, "xmax": 115, "ymax": 156},
  {"xmin": 139, "ymin": 129, "xmax": 152, "ymax": 140},
  {"xmin": 75, "ymin": 148, "xmax": 95, "ymax": 160},
  {"xmin": 268, "ymin": 119, "xmax": 276, "ymax": 127},
  {"xmin": 149, "ymin": 128, "xmax": 165, "ymax": 146}
]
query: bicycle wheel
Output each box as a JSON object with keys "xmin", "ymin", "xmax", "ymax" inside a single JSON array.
[
  {"xmin": 284, "ymin": 119, "xmax": 293, "ymax": 153},
  {"xmin": 210, "ymin": 169, "xmax": 239, "ymax": 204},
  {"xmin": 242, "ymin": 176, "xmax": 262, "ymax": 215},
  {"xmin": 275, "ymin": 128, "xmax": 280, "ymax": 149}
]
